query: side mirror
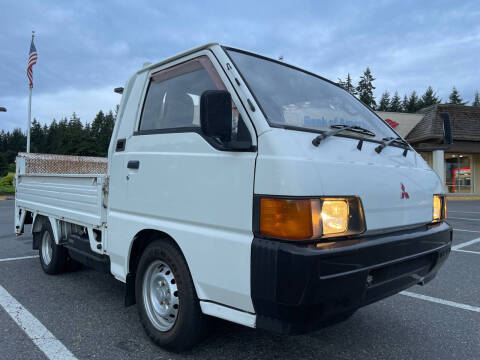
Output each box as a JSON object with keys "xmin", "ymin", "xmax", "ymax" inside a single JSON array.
[{"xmin": 200, "ymin": 90, "xmax": 232, "ymax": 143}]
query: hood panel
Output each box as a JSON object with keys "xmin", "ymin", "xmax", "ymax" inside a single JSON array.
[{"xmin": 255, "ymin": 129, "xmax": 443, "ymax": 232}]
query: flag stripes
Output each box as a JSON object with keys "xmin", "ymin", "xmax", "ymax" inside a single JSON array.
[{"xmin": 27, "ymin": 36, "xmax": 37, "ymax": 88}]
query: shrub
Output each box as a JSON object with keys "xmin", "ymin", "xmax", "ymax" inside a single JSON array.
[
  {"xmin": 0, "ymin": 172, "xmax": 14, "ymax": 186},
  {"xmin": 0, "ymin": 172, "xmax": 14, "ymax": 194}
]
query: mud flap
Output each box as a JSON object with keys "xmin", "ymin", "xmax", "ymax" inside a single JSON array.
[{"xmin": 125, "ymin": 273, "xmax": 136, "ymax": 307}]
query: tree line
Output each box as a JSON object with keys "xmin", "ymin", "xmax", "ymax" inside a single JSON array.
[
  {"xmin": 0, "ymin": 68, "xmax": 478, "ymax": 176},
  {"xmin": 338, "ymin": 68, "xmax": 480, "ymax": 112},
  {"xmin": 0, "ymin": 110, "xmax": 115, "ymax": 176}
]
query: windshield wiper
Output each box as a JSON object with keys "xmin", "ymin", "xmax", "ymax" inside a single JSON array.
[
  {"xmin": 375, "ymin": 137, "xmax": 411, "ymax": 157},
  {"xmin": 312, "ymin": 125, "xmax": 376, "ymax": 147}
]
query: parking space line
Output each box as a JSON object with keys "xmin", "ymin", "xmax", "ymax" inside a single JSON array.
[
  {"xmin": 0, "ymin": 255, "xmax": 39, "ymax": 263},
  {"xmin": 0, "ymin": 285, "xmax": 78, "ymax": 360},
  {"xmin": 451, "ymin": 237, "xmax": 480, "ymax": 250},
  {"xmin": 449, "ymin": 217, "xmax": 480, "ymax": 221},
  {"xmin": 400, "ymin": 291, "xmax": 480, "ymax": 313},
  {"xmin": 453, "ymin": 228, "xmax": 480, "ymax": 233},
  {"xmin": 453, "ymin": 249, "xmax": 480, "ymax": 255}
]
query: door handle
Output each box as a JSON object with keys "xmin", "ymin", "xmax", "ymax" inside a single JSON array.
[{"xmin": 127, "ymin": 160, "xmax": 140, "ymax": 169}]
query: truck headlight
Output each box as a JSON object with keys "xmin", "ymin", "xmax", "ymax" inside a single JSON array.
[
  {"xmin": 433, "ymin": 195, "xmax": 447, "ymax": 222},
  {"xmin": 256, "ymin": 196, "xmax": 366, "ymax": 241},
  {"xmin": 321, "ymin": 200, "xmax": 349, "ymax": 235}
]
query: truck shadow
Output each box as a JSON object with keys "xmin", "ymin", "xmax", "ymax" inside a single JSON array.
[
  {"xmin": 0, "ymin": 258, "xmax": 444, "ymax": 360},
  {"xmin": 179, "ymin": 307, "xmax": 425, "ymax": 360}
]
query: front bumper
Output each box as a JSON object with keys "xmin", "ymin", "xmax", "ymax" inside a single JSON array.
[{"xmin": 251, "ymin": 221, "xmax": 452, "ymax": 334}]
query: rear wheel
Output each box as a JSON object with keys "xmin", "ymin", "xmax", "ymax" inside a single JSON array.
[
  {"xmin": 39, "ymin": 220, "xmax": 67, "ymax": 275},
  {"xmin": 135, "ymin": 239, "xmax": 209, "ymax": 351}
]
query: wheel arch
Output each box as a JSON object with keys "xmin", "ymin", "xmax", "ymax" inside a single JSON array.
[
  {"xmin": 125, "ymin": 228, "xmax": 190, "ymax": 307},
  {"xmin": 32, "ymin": 214, "xmax": 60, "ymax": 249},
  {"xmin": 129, "ymin": 229, "xmax": 185, "ymax": 274}
]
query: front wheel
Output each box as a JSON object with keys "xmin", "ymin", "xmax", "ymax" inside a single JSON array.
[
  {"xmin": 39, "ymin": 220, "xmax": 67, "ymax": 275},
  {"xmin": 135, "ymin": 239, "xmax": 209, "ymax": 351}
]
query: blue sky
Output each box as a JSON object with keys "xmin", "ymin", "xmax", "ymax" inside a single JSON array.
[{"xmin": 0, "ymin": 0, "xmax": 479, "ymax": 131}]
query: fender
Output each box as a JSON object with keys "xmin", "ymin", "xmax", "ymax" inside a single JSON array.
[{"xmin": 32, "ymin": 214, "xmax": 61, "ymax": 245}]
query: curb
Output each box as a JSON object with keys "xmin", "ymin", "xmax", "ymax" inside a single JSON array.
[{"xmin": 0, "ymin": 195, "xmax": 14, "ymax": 200}]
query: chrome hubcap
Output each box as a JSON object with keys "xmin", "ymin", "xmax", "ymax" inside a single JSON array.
[
  {"xmin": 142, "ymin": 260, "xmax": 179, "ymax": 332},
  {"xmin": 41, "ymin": 231, "xmax": 53, "ymax": 265}
]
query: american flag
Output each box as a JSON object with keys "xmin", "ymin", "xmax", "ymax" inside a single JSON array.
[{"xmin": 27, "ymin": 36, "xmax": 38, "ymax": 88}]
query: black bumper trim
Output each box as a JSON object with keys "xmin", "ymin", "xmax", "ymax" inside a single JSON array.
[{"xmin": 251, "ymin": 221, "xmax": 452, "ymax": 334}]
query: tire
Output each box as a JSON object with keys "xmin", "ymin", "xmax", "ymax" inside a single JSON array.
[
  {"xmin": 135, "ymin": 239, "xmax": 209, "ymax": 351},
  {"xmin": 39, "ymin": 220, "xmax": 67, "ymax": 275}
]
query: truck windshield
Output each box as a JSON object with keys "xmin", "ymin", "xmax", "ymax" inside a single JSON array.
[{"xmin": 227, "ymin": 49, "xmax": 397, "ymax": 141}]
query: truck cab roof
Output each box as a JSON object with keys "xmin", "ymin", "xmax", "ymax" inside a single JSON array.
[{"xmin": 136, "ymin": 43, "xmax": 220, "ymax": 75}]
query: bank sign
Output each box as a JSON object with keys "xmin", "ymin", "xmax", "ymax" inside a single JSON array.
[{"xmin": 304, "ymin": 115, "xmax": 369, "ymax": 130}]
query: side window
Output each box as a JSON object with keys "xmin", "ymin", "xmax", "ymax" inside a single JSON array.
[
  {"xmin": 139, "ymin": 57, "xmax": 219, "ymax": 131},
  {"xmin": 138, "ymin": 56, "xmax": 252, "ymax": 143}
]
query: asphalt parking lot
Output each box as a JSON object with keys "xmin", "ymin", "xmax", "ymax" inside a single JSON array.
[{"xmin": 0, "ymin": 199, "xmax": 479, "ymax": 360}]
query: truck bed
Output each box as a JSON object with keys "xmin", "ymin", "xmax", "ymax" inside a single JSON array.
[{"xmin": 15, "ymin": 153, "xmax": 108, "ymax": 227}]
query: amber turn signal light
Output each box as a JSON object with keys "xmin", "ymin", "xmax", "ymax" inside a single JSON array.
[
  {"xmin": 259, "ymin": 198, "xmax": 321, "ymax": 240},
  {"xmin": 258, "ymin": 196, "xmax": 365, "ymax": 241}
]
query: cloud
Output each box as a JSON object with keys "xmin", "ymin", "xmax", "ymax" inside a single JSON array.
[
  {"xmin": 0, "ymin": 86, "xmax": 119, "ymax": 131},
  {"xmin": 1, "ymin": 0, "xmax": 479, "ymax": 132},
  {"xmin": 109, "ymin": 41, "xmax": 130, "ymax": 56}
]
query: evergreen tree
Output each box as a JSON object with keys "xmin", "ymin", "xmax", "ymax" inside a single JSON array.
[
  {"xmin": 448, "ymin": 87, "xmax": 467, "ymax": 105},
  {"xmin": 337, "ymin": 74, "xmax": 357, "ymax": 96},
  {"xmin": 6, "ymin": 129, "xmax": 26, "ymax": 162},
  {"xmin": 344, "ymin": 74, "xmax": 357, "ymax": 96},
  {"xmin": 406, "ymin": 91, "xmax": 421, "ymax": 113},
  {"xmin": 99, "ymin": 111, "xmax": 115, "ymax": 156},
  {"xmin": 0, "ymin": 107, "xmax": 118, "ymax": 171},
  {"xmin": 472, "ymin": 91, "xmax": 480, "ymax": 107},
  {"xmin": 46, "ymin": 120, "xmax": 58, "ymax": 154},
  {"xmin": 356, "ymin": 67, "xmax": 376, "ymax": 108},
  {"xmin": 113, "ymin": 104, "xmax": 120, "ymax": 119},
  {"xmin": 65, "ymin": 113, "xmax": 84, "ymax": 155},
  {"xmin": 420, "ymin": 86, "xmax": 440, "ymax": 108},
  {"xmin": 41, "ymin": 124, "xmax": 49, "ymax": 151},
  {"xmin": 91, "ymin": 111, "xmax": 105, "ymax": 136},
  {"xmin": 402, "ymin": 95, "xmax": 409, "ymax": 112},
  {"xmin": 76, "ymin": 122, "xmax": 97, "ymax": 156},
  {"xmin": 378, "ymin": 91, "xmax": 390, "ymax": 111},
  {"xmin": 389, "ymin": 91, "xmax": 402, "ymax": 112},
  {"xmin": 55, "ymin": 118, "xmax": 68, "ymax": 154},
  {"xmin": 91, "ymin": 110, "xmax": 106, "ymax": 155},
  {"xmin": 0, "ymin": 153, "xmax": 8, "ymax": 177},
  {"xmin": 30, "ymin": 119, "xmax": 44, "ymax": 153}
]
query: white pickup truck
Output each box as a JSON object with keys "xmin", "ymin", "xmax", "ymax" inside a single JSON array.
[{"xmin": 14, "ymin": 43, "xmax": 452, "ymax": 351}]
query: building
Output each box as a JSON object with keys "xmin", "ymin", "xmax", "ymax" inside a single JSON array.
[{"xmin": 376, "ymin": 105, "xmax": 480, "ymax": 197}]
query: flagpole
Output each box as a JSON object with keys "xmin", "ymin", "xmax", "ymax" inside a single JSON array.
[
  {"xmin": 27, "ymin": 86, "xmax": 32, "ymax": 153},
  {"xmin": 27, "ymin": 30, "xmax": 34, "ymax": 153}
]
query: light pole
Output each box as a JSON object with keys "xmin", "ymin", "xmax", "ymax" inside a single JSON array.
[{"xmin": 0, "ymin": 107, "xmax": 6, "ymax": 112}]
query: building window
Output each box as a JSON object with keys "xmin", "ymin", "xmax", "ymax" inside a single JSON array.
[{"xmin": 445, "ymin": 154, "xmax": 473, "ymax": 193}]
